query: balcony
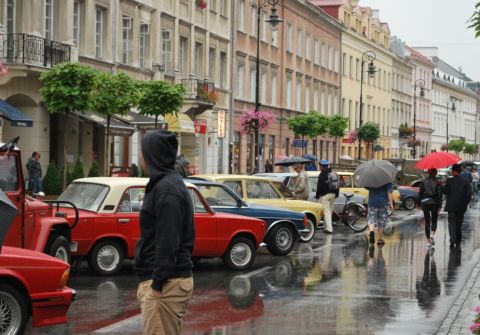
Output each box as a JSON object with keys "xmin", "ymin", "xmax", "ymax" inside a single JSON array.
[
  {"xmin": 181, "ymin": 78, "xmax": 216, "ymax": 117},
  {"xmin": 0, "ymin": 33, "xmax": 71, "ymax": 68}
]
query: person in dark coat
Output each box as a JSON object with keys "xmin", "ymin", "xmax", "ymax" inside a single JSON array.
[
  {"xmin": 264, "ymin": 159, "xmax": 273, "ymax": 173},
  {"xmin": 418, "ymin": 168, "xmax": 443, "ymax": 247},
  {"xmin": 27, "ymin": 152, "xmax": 42, "ymax": 194},
  {"xmin": 135, "ymin": 130, "xmax": 195, "ymax": 334},
  {"xmin": 443, "ymin": 164, "xmax": 472, "ymax": 248}
]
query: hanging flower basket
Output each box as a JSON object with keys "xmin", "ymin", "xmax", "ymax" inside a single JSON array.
[
  {"xmin": 347, "ymin": 130, "xmax": 357, "ymax": 144},
  {"xmin": 407, "ymin": 138, "xmax": 421, "ymax": 147},
  {"xmin": 239, "ymin": 109, "xmax": 276, "ymax": 135},
  {"xmin": 399, "ymin": 126, "xmax": 413, "ymax": 139},
  {"xmin": 0, "ymin": 62, "xmax": 8, "ymax": 79},
  {"xmin": 195, "ymin": 0, "xmax": 207, "ymax": 9}
]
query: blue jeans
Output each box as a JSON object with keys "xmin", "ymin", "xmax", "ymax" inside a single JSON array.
[{"xmin": 31, "ymin": 176, "xmax": 42, "ymax": 193}]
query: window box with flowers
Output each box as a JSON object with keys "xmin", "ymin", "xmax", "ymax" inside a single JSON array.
[
  {"xmin": 198, "ymin": 86, "xmax": 219, "ymax": 104},
  {"xmin": 196, "ymin": 0, "xmax": 207, "ymax": 9},
  {"xmin": 399, "ymin": 123, "xmax": 413, "ymax": 139}
]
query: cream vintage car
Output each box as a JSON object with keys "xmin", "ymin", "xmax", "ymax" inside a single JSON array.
[{"xmin": 194, "ymin": 175, "xmax": 324, "ymax": 242}]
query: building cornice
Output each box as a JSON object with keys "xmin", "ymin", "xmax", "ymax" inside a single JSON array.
[{"xmin": 433, "ymin": 77, "xmax": 479, "ymax": 100}]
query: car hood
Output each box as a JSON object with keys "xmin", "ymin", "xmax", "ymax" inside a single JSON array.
[
  {"xmin": 0, "ymin": 246, "xmax": 69, "ymax": 266},
  {"xmin": 246, "ymin": 204, "xmax": 305, "ymax": 220}
]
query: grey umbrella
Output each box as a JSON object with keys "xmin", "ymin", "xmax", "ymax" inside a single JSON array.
[
  {"xmin": 353, "ymin": 160, "xmax": 398, "ymax": 188},
  {"xmin": 0, "ymin": 189, "xmax": 19, "ymax": 253},
  {"xmin": 274, "ymin": 156, "xmax": 312, "ymax": 167}
]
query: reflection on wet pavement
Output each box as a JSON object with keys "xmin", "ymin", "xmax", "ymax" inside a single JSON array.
[{"xmin": 26, "ymin": 204, "xmax": 480, "ymax": 334}]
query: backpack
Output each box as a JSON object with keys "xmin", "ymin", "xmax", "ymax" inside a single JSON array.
[{"xmin": 327, "ymin": 171, "xmax": 339, "ymax": 192}]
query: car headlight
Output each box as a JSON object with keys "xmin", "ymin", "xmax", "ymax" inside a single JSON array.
[{"xmin": 58, "ymin": 269, "xmax": 70, "ymax": 289}]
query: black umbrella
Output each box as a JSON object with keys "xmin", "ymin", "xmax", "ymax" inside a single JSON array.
[
  {"xmin": 0, "ymin": 189, "xmax": 19, "ymax": 253},
  {"xmin": 274, "ymin": 156, "xmax": 312, "ymax": 167}
]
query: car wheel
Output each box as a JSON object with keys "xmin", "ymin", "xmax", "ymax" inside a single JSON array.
[
  {"xmin": 223, "ymin": 237, "xmax": 255, "ymax": 270},
  {"xmin": 299, "ymin": 219, "xmax": 315, "ymax": 243},
  {"xmin": 0, "ymin": 283, "xmax": 28, "ymax": 335},
  {"xmin": 266, "ymin": 224, "xmax": 295, "ymax": 256},
  {"xmin": 89, "ymin": 240, "xmax": 125, "ymax": 276},
  {"xmin": 46, "ymin": 235, "xmax": 71, "ymax": 264},
  {"xmin": 227, "ymin": 276, "xmax": 256, "ymax": 309},
  {"xmin": 403, "ymin": 197, "xmax": 416, "ymax": 210}
]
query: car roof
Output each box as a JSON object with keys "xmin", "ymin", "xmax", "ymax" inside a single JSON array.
[
  {"xmin": 195, "ymin": 174, "xmax": 273, "ymax": 182},
  {"xmin": 72, "ymin": 177, "xmax": 196, "ymax": 189}
]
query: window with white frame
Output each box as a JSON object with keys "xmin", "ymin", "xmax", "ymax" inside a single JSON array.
[
  {"xmin": 272, "ymin": 28, "xmax": 278, "ymax": 47},
  {"xmin": 249, "ymin": 67, "xmax": 256, "ymax": 101},
  {"xmin": 251, "ymin": 6, "xmax": 257, "ymax": 36},
  {"xmin": 314, "ymin": 38, "xmax": 320, "ymax": 65},
  {"xmin": 328, "ymin": 46, "xmax": 333, "ymax": 70},
  {"xmin": 261, "ymin": 12, "xmax": 267, "ymax": 42},
  {"xmin": 314, "ymin": 84, "xmax": 319, "ymax": 111},
  {"xmin": 210, "ymin": 0, "xmax": 216, "ymax": 12},
  {"xmin": 179, "ymin": 36, "xmax": 188, "ymax": 75},
  {"xmin": 287, "ymin": 23, "xmax": 293, "ymax": 52},
  {"xmin": 321, "ymin": 91, "xmax": 325, "ymax": 113},
  {"xmin": 297, "ymin": 29, "xmax": 302, "ymax": 57},
  {"xmin": 220, "ymin": 0, "xmax": 227, "ymax": 16},
  {"xmin": 286, "ymin": 73, "xmax": 292, "ymax": 109},
  {"xmin": 220, "ymin": 51, "xmax": 227, "ymax": 88},
  {"xmin": 139, "ymin": 23, "xmax": 149, "ymax": 69},
  {"xmin": 161, "ymin": 29, "xmax": 172, "ymax": 73},
  {"xmin": 271, "ymin": 72, "xmax": 277, "ymax": 106},
  {"xmin": 194, "ymin": 42, "xmax": 203, "ymax": 78},
  {"xmin": 239, "ymin": 0, "xmax": 245, "ymax": 31},
  {"xmin": 305, "ymin": 33, "xmax": 311, "ymax": 61},
  {"xmin": 209, "ymin": 47, "xmax": 216, "ymax": 81},
  {"xmin": 261, "ymin": 71, "xmax": 267, "ymax": 103},
  {"xmin": 334, "ymin": 49, "xmax": 339, "ymax": 73},
  {"xmin": 305, "ymin": 81, "xmax": 311, "ymax": 112},
  {"xmin": 122, "ymin": 16, "xmax": 133, "ymax": 64},
  {"xmin": 334, "ymin": 94, "xmax": 338, "ymax": 114},
  {"xmin": 6, "ymin": 0, "xmax": 14, "ymax": 34},
  {"xmin": 45, "ymin": 0, "xmax": 53, "ymax": 40},
  {"xmin": 328, "ymin": 92, "xmax": 332, "ymax": 114},
  {"xmin": 73, "ymin": 2, "xmax": 80, "ymax": 46},
  {"xmin": 296, "ymin": 78, "xmax": 302, "ymax": 111},
  {"xmin": 321, "ymin": 43, "xmax": 326, "ymax": 67},
  {"xmin": 237, "ymin": 63, "xmax": 245, "ymax": 98},
  {"xmin": 95, "ymin": 7, "xmax": 104, "ymax": 58}
]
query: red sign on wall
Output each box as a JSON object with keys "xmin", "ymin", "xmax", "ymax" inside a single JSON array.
[{"xmin": 194, "ymin": 120, "xmax": 207, "ymax": 134}]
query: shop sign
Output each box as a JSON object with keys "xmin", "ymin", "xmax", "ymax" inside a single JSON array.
[
  {"xmin": 217, "ymin": 110, "xmax": 226, "ymax": 138},
  {"xmin": 194, "ymin": 120, "xmax": 207, "ymax": 134},
  {"xmin": 293, "ymin": 139, "xmax": 308, "ymax": 148}
]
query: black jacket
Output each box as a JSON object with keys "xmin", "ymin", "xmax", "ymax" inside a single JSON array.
[
  {"xmin": 418, "ymin": 177, "xmax": 442, "ymax": 208},
  {"xmin": 134, "ymin": 130, "xmax": 195, "ymax": 291},
  {"xmin": 27, "ymin": 157, "xmax": 42, "ymax": 177},
  {"xmin": 443, "ymin": 175, "xmax": 471, "ymax": 213},
  {"xmin": 315, "ymin": 169, "xmax": 339, "ymax": 198}
]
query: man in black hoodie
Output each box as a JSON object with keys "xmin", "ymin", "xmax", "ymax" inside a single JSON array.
[{"xmin": 135, "ymin": 130, "xmax": 195, "ymax": 335}]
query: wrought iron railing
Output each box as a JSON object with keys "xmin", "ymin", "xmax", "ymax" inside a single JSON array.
[
  {"xmin": 181, "ymin": 78, "xmax": 216, "ymax": 104},
  {"xmin": 0, "ymin": 33, "xmax": 71, "ymax": 68}
]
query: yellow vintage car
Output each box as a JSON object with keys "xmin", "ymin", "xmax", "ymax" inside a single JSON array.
[{"xmin": 194, "ymin": 175, "xmax": 324, "ymax": 242}]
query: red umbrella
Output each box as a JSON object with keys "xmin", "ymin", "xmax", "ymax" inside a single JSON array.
[{"xmin": 415, "ymin": 152, "xmax": 460, "ymax": 169}]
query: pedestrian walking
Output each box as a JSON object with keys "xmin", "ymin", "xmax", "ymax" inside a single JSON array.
[
  {"xmin": 292, "ymin": 163, "xmax": 310, "ymax": 201},
  {"xmin": 418, "ymin": 168, "xmax": 442, "ymax": 247},
  {"xmin": 135, "ymin": 130, "xmax": 195, "ymax": 335},
  {"xmin": 366, "ymin": 182, "xmax": 394, "ymax": 246},
  {"xmin": 26, "ymin": 152, "xmax": 42, "ymax": 194},
  {"xmin": 315, "ymin": 160, "xmax": 339, "ymax": 234},
  {"xmin": 461, "ymin": 165, "xmax": 473, "ymax": 193},
  {"xmin": 443, "ymin": 164, "xmax": 471, "ymax": 249},
  {"xmin": 264, "ymin": 159, "xmax": 273, "ymax": 173},
  {"xmin": 471, "ymin": 166, "xmax": 479, "ymax": 199}
]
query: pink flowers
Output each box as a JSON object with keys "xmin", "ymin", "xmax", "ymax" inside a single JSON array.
[
  {"xmin": 470, "ymin": 306, "xmax": 480, "ymax": 334},
  {"xmin": 347, "ymin": 130, "xmax": 357, "ymax": 144},
  {"xmin": 239, "ymin": 109, "xmax": 276, "ymax": 135},
  {"xmin": 0, "ymin": 62, "xmax": 8, "ymax": 79},
  {"xmin": 441, "ymin": 143, "xmax": 449, "ymax": 151},
  {"xmin": 195, "ymin": 0, "xmax": 207, "ymax": 9},
  {"xmin": 470, "ymin": 322, "xmax": 480, "ymax": 333}
]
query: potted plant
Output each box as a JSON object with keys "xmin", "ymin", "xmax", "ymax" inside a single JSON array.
[{"xmin": 196, "ymin": 0, "xmax": 207, "ymax": 9}]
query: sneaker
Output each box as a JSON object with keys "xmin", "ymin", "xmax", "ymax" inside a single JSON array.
[
  {"xmin": 369, "ymin": 231, "xmax": 375, "ymax": 244},
  {"xmin": 430, "ymin": 237, "xmax": 435, "ymax": 246}
]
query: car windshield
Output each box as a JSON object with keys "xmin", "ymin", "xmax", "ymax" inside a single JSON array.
[
  {"xmin": 196, "ymin": 184, "xmax": 239, "ymax": 207},
  {"xmin": 272, "ymin": 181, "xmax": 294, "ymax": 199},
  {"xmin": 58, "ymin": 182, "xmax": 109, "ymax": 212},
  {"xmin": 0, "ymin": 154, "xmax": 19, "ymax": 192}
]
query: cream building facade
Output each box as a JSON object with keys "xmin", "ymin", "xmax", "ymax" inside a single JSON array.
[{"xmin": 0, "ymin": 0, "xmax": 231, "ymax": 176}]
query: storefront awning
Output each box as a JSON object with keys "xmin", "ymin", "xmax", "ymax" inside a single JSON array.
[
  {"xmin": 72, "ymin": 111, "xmax": 135, "ymax": 136},
  {"xmin": 164, "ymin": 113, "xmax": 195, "ymax": 134},
  {"xmin": 114, "ymin": 111, "xmax": 165, "ymax": 131},
  {"xmin": 0, "ymin": 99, "xmax": 33, "ymax": 127}
]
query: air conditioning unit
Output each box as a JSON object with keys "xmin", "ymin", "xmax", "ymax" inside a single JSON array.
[
  {"xmin": 123, "ymin": 16, "xmax": 132, "ymax": 30},
  {"xmin": 140, "ymin": 23, "xmax": 150, "ymax": 35}
]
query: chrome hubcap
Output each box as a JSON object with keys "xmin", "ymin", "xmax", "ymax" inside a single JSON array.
[
  {"xmin": 55, "ymin": 246, "xmax": 69, "ymax": 262},
  {"xmin": 276, "ymin": 228, "xmax": 292, "ymax": 250},
  {"xmin": 0, "ymin": 291, "xmax": 21, "ymax": 335},
  {"xmin": 230, "ymin": 243, "xmax": 251, "ymax": 267},
  {"xmin": 97, "ymin": 246, "xmax": 120, "ymax": 272}
]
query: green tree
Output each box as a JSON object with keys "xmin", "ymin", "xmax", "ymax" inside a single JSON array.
[
  {"xmin": 92, "ymin": 72, "xmax": 139, "ymax": 173},
  {"xmin": 137, "ymin": 80, "xmax": 185, "ymax": 128},
  {"xmin": 468, "ymin": 2, "xmax": 480, "ymax": 38},
  {"xmin": 357, "ymin": 122, "xmax": 380, "ymax": 159},
  {"xmin": 448, "ymin": 139, "xmax": 466, "ymax": 154},
  {"xmin": 464, "ymin": 143, "xmax": 478, "ymax": 156},
  {"xmin": 39, "ymin": 63, "xmax": 97, "ymax": 187},
  {"xmin": 327, "ymin": 115, "xmax": 349, "ymax": 163},
  {"xmin": 42, "ymin": 161, "xmax": 63, "ymax": 195},
  {"xmin": 70, "ymin": 157, "xmax": 85, "ymax": 181},
  {"xmin": 88, "ymin": 161, "xmax": 101, "ymax": 177}
]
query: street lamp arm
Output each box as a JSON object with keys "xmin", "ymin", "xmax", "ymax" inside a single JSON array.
[{"xmin": 361, "ymin": 50, "xmax": 376, "ymax": 63}]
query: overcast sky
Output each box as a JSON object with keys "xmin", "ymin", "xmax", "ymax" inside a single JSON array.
[{"xmin": 359, "ymin": 0, "xmax": 480, "ymax": 81}]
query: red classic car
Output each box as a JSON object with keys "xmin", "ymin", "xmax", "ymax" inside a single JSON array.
[
  {"xmin": 0, "ymin": 246, "xmax": 76, "ymax": 333},
  {"xmin": 56, "ymin": 177, "xmax": 266, "ymax": 275}
]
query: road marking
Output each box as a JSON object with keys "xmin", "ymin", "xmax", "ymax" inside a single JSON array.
[
  {"xmin": 94, "ymin": 314, "xmax": 141, "ymax": 333},
  {"xmin": 237, "ymin": 266, "xmax": 273, "ymax": 278}
]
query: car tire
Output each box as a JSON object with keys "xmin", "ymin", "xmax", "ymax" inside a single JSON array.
[
  {"xmin": 265, "ymin": 223, "xmax": 295, "ymax": 256},
  {"xmin": 45, "ymin": 235, "xmax": 71, "ymax": 264},
  {"xmin": 227, "ymin": 276, "xmax": 256, "ymax": 309},
  {"xmin": 299, "ymin": 219, "xmax": 315, "ymax": 243},
  {"xmin": 0, "ymin": 283, "xmax": 29, "ymax": 335},
  {"xmin": 223, "ymin": 237, "xmax": 255, "ymax": 270},
  {"xmin": 403, "ymin": 197, "xmax": 416, "ymax": 210},
  {"xmin": 89, "ymin": 240, "xmax": 125, "ymax": 276}
]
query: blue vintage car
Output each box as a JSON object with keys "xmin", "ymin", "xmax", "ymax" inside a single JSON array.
[{"xmin": 186, "ymin": 179, "xmax": 309, "ymax": 256}]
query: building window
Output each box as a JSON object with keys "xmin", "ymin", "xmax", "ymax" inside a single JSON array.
[
  {"xmin": 220, "ymin": 0, "xmax": 227, "ymax": 16},
  {"xmin": 95, "ymin": 8, "xmax": 103, "ymax": 58},
  {"xmin": 272, "ymin": 28, "xmax": 278, "ymax": 47},
  {"xmin": 314, "ymin": 38, "xmax": 320, "ymax": 64},
  {"xmin": 314, "ymin": 85, "xmax": 319, "ymax": 111},
  {"xmin": 268, "ymin": 135, "xmax": 275, "ymax": 163},
  {"xmin": 261, "ymin": 12, "xmax": 267, "ymax": 42},
  {"xmin": 139, "ymin": 23, "xmax": 149, "ymax": 69},
  {"xmin": 249, "ymin": 67, "xmax": 256, "ymax": 101},
  {"xmin": 321, "ymin": 43, "xmax": 326, "ymax": 67},
  {"xmin": 251, "ymin": 6, "xmax": 257, "ymax": 37},
  {"xmin": 162, "ymin": 29, "xmax": 172, "ymax": 73},
  {"xmin": 44, "ymin": 0, "xmax": 53, "ymax": 40},
  {"xmin": 73, "ymin": 2, "xmax": 80, "ymax": 46},
  {"xmin": 296, "ymin": 78, "xmax": 302, "ymax": 111},
  {"xmin": 220, "ymin": 51, "xmax": 227, "ymax": 88},
  {"xmin": 239, "ymin": 0, "xmax": 245, "ymax": 31},
  {"xmin": 122, "ymin": 16, "xmax": 133, "ymax": 64},
  {"xmin": 287, "ymin": 23, "xmax": 293, "ymax": 52},
  {"xmin": 179, "ymin": 36, "xmax": 188, "ymax": 75},
  {"xmin": 271, "ymin": 72, "xmax": 277, "ymax": 106},
  {"xmin": 342, "ymin": 53, "xmax": 347, "ymax": 75},
  {"xmin": 328, "ymin": 46, "xmax": 333, "ymax": 70},
  {"xmin": 334, "ymin": 49, "xmax": 339, "ymax": 73},
  {"xmin": 261, "ymin": 71, "xmax": 267, "ymax": 103},
  {"xmin": 286, "ymin": 73, "xmax": 292, "ymax": 109},
  {"xmin": 305, "ymin": 33, "xmax": 311, "ymax": 61},
  {"xmin": 305, "ymin": 81, "xmax": 310, "ymax": 112},
  {"xmin": 209, "ymin": 48, "xmax": 216, "ymax": 81},
  {"xmin": 194, "ymin": 42, "xmax": 203, "ymax": 78},
  {"xmin": 296, "ymin": 29, "xmax": 302, "ymax": 57},
  {"xmin": 237, "ymin": 63, "xmax": 244, "ymax": 98}
]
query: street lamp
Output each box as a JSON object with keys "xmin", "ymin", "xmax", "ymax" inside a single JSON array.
[
  {"xmin": 250, "ymin": 0, "xmax": 282, "ymax": 173},
  {"xmin": 412, "ymin": 79, "xmax": 425, "ymax": 159},
  {"xmin": 357, "ymin": 50, "xmax": 376, "ymax": 161},
  {"xmin": 446, "ymin": 98, "xmax": 456, "ymax": 152}
]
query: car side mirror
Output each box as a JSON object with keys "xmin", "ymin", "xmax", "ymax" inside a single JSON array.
[{"xmin": 236, "ymin": 199, "xmax": 244, "ymax": 208}]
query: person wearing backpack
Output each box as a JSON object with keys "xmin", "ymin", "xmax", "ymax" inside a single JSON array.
[{"xmin": 315, "ymin": 160, "xmax": 339, "ymax": 234}]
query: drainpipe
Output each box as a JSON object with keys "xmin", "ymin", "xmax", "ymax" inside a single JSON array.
[{"xmin": 228, "ymin": 1, "xmax": 236, "ymax": 173}]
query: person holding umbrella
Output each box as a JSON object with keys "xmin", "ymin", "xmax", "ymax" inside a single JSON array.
[{"xmin": 417, "ymin": 168, "xmax": 443, "ymax": 247}]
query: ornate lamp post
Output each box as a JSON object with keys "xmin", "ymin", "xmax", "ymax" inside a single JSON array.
[
  {"xmin": 251, "ymin": 0, "xmax": 282, "ymax": 173},
  {"xmin": 357, "ymin": 50, "xmax": 376, "ymax": 161},
  {"xmin": 446, "ymin": 98, "xmax": 456, "ymax": 152},
  {"xmin": 412, "ymin": 79, "xmax": 425, "ymax": 159}
]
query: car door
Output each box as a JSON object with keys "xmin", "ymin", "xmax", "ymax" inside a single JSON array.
[
  {"xmin": 190, "ymin": 188, "xmax": 217, "ymax": 256},
  {"xmin": 115, "ymin": 187, "xmax": 144, "ymax": 257},
  {"xmin": 1, "ymin": 153, "xmax": 22, "ymax": 248}
]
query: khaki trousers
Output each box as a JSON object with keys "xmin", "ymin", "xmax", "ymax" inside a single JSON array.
[
  {"xmin": 137, "ymin": 278, "xmax": 194, "ymax": 335},
  {"xmin": 320, "ymin": 193, "xmax": 336, "ymax": 232}
]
